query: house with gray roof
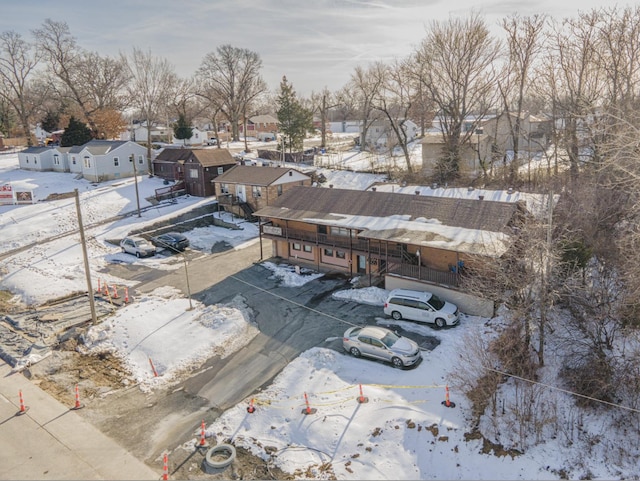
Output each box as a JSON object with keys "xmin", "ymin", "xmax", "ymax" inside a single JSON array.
[{"xmin": 18, "ymin": 140, "xmax": 148, "ymax": 182}]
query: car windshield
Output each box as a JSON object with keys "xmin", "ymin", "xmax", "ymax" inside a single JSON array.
[
  {"xmin": 427, "ymin": 294, "xmax": 445, "ymax": 310},
  {"xmin": 134, "ymin": 240, "xmax": 149, "ymax": 247},
  {"xmin": 380, "ymin": 331, "xmax": 400, "ymax": 348}
]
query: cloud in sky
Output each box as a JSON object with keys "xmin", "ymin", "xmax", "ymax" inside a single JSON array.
[{"xmin": 1, "ymin": 0, "xmax": 621, "ymax": 96}]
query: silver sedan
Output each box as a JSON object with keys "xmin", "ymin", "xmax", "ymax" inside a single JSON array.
[{"xmin": 342, "ymin": 325, "xmax": 422, "ymax": 368}]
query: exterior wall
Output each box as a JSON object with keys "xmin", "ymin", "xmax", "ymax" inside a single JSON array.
[
  {"xmin": 67, "ymin": 154, "xmax": 82, "ymax": 174},
  {"xmin": 18, "ymin": 150, "xmax": 55, "ymax": 171},
  {"xmin": 80, "ymin": 143, "xmax": 148, "ymax": 182},
  {"xmin": 419, "ymin": 246, "xmax": 459, "ymax": 272},
  {"xmin": 51, "ymin": 151, "xmax": 67, "ymax": 172},
  {"xmin": 421, "ymin": 141, "xmax": 479, "ymax": 177},
  {"xmin": 384, "ymin": 275, "xmax": 494, "ymax": 318}
]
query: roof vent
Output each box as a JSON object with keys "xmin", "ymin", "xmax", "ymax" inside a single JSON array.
[
  {"xmin": 431, "ymin": 183, "xmax": 438, "ymax": 189},
  {"xmin": 288, "ymin": 171, "xmax": 292, "ymax": 176},
  {"xmin": 371, "ymin": 187, "xmax": 376, "ymax": 192},
  {"xmin": 415, "ymin": 190, "xmax": 420, "ymax": 195},
  {"xmin": 507, "ymin": 187, "xmax": 513, "ymax": 194},
  {"xmin": 468, "ymin": 186, "xmax": 474, "ymax": 192},
  {"xmin": 329, "ymin": 184, "xmax": 333, "ymax": 189},
  {"xmin": 478, "ymin": 194, "xmax": 484, "ymax": 201}
]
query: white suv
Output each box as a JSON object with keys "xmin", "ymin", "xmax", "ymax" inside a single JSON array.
[
  {"xmin": 383, "ymin": 289, "xmax": 459, "ymax": 328},
  {"xmin": 120, "ymin": 236, "xmax": 156, "ymax": 258}
]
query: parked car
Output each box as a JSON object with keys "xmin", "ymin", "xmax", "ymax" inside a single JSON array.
[
  {"xmin": 383, "ymin": 288, "xmax": 459, "ymax": 328},
  {"xmin": 342, "ymin": 325, "xmax": 422, "ymax": 368},
  {"xmin": 120, "ymin": 236, "xmax": 156, "ymax": 258},
  {"xmin": 150, "ymin": 232, "xmax": 190, "ymax": 252},
  {"xmin": 205, "ymin": 138, "xmax": 218, "ymax": 146}
]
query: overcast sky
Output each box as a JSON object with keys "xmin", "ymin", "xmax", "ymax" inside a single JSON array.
[{"xmin": 1, "ymin": 0, "xmax": 629, "ymax": 96}]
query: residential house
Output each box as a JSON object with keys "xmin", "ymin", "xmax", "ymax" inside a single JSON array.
[
  {"xmin": 239, "ymin": 115, "xmax": 279, "ymax": 138},
  {"xmin": 152, "ymin": 148, "xmax": 236, "ymax": 197},
  {"xmin": 420, "ymin": 132, "xmax": 487, "ymax": 177},
  {"xmin": 18, "ymin": 140, "xmax": 148, "ymax": 182},
  {"xmin": 365, "ymin": 119, "xmax": 419, "ymax": 148},
  {"xmin": 479, "ymin": 111, "xmax": 551, "ymax": 161},
  {"xmin": 172, "ymin": 126, "xmax": 208, "ymax": 146},
  {"xmin": 121, "ymin": 122, "xmax": 172, "ymax": 143},
  {"xmin": 18, "ymin": 146, "xmax": 58, "ymax": 171},
  {"xmin": 76, "ymin": 140, "xmax": 149, "ymax": 182},
  {"xmin": 254, "ymin": 186, "xmax": 522, "ymax": 315},
  {"xmin": 214, "ymin": 165, "xmax": 311, "ymax": 219}
]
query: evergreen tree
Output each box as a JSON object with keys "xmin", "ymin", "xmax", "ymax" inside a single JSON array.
[
  {"xmin": 276, "ymin": 76, "xmax": 313, "ymax": 153},
  {"xmin": 41, "ymin": 111, "xmax": 60, "ymax": 133},
  {"xmin": 172, "ymin": 114, "xmax": 193, "ymax": 145},
  {"xmin": 60, "ymin": 116, "xmax": 93, "ymax": 147}
]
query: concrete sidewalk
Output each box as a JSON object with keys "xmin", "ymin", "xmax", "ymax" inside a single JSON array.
[{"xmin": 0, "ymin": 361, "xmax": 159, "ymax": 480}]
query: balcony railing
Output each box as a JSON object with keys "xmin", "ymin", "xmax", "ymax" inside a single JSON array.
[{"xmin": 260, "ymin": 224, "xmax": 461, "ymax": 287}]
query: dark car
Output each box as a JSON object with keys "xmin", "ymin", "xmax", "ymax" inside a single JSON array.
[{"xmin": 151, "ymin": 232, "xmax": 190, "ymax": 252}]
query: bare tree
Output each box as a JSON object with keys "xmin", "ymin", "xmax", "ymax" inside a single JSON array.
[
  {"xmin": 349, "ymin": 63, "xmax": 385, "ymax": 151},
  {"xmin": 33, "ymin": 19, "xmax": 130, "ymax": 139},
  {"xmin": 0, "ymin": 31, "xmax": 44, "ymax": 146},
  {"xmin": 414, "ymin": 13, "xmax": 501, "ymax": 182},
  {"xmin": 543, "ymin": 12, "xmax": 603, "ymax": 180},
  {"xmin": 197, "ymin": 45, "xmax": 266, "ymax": 143},
  {"xmin": 371, "ymin": 59, "xmax": 415, "ymax": 172},
  {"xmin": 498, "ymin": 14, "xmax": 547, "ymax": 184},
  {"xmin": 124, "ymin": 47, "xmax": 177, "ymax": 173},
  {"xmin": 310, "ymin": 87, "xmax": 338, "ymax": 149}
]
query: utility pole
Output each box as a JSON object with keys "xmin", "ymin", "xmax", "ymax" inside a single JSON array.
[
  {"xmin": 130, "ymin": 154, "xmax": 141, "ymax": 217},
  {"xmin": 74, "ymin": 189, "xmax": 98, "ymax": 324}
]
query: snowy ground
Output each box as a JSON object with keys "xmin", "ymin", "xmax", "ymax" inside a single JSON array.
[{"xmin": 1, "ymin": 151, "xmax": 638, "ymax": 479}]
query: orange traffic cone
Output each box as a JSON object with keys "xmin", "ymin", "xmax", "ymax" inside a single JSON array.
[
  {"xmin": 71, "ymin": 384, "xmax": 84, "ymax": 410},
  {"xmin": 301, "ymin": 392, "xmax": 317, "ymax": 415},
  {"xmin": 16, "ymin": 389, "xmax": 29, "ymax": 416},
  {"xmin": 357, "ymin": 384, "xmax": 369, "ymax": 404},
  {"xmin": 198, "ymin": 419, "xmax": 208, "ymax": 448},
  {"xmin": 247, "ymin": 398, "xmax": 256, "ymax": 413},
  {"xmin": 124, "ymin": 286, "xmax": 129, "ymax": 303},
  {"xmin": 112, "ymin": 285, "xmax": 119, "ymax": 299},
  {"xmin": 162, "ymin": 452, "xmax": 169, "ymax": 480},
  {"xmin": 441, "ymin": 384, "xmax": 456, "ymax": 408}
]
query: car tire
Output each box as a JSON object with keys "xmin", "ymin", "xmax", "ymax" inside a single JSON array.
[
  {"xmin": 391, "ymin": 357, "xmax": 403, "ymax": 368},
  {"xmin": 435, "ymin": 318, "xmax": 446, "ymax": 329},
  {"xmin": 135, "ymin": 252, "xmax": 141, "ymax": 258},
  {"xmin": 391, "ymin": 311, "xmax": 402, "ymax": 321},
  {"xmin": 121, "ymin": 247, "xmax": 126, "ymax": 253},
  {"xmin": 350, "ymin": 347, "xmax": 361, "ymax": 358}
]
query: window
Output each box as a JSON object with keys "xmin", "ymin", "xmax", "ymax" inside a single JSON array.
[
  {"xmin": 292, "ymin": 243, "xmax": 301, "ymax": 251},
  {"xmin": 277, "ymin": 184, "xmax": 283, "ymax": 196},
  {"xmin": 330, "ymin": 226, "xmax": 350, "ymax": 237},
  {"xmin": 114, "ymin": 157, "xmax": 119, "ymax": 167},
  {"xmin": 336, "ymin": 250, "xmax": 346, "ymax": 259},
  {"xmin": 72, "ymin": 158, "xmax": 76, "ymax": 165},
  {"xmin": 34, "ymin": 158, "xmax": 37, "ymax": 164},
  {"xmin": 138, "ymin": 155, "xmax": 144, "ymax": 164},
  {"xmin": 53, "ymin": 155, "xmax": 60, "ymax": 165},
  {"xmin": 217, "ymin": 167, "xmax": 224, "ymax": 175},
  {"xmin": 303, "ymin": 245, "xmax": 312, "ymax": 253},
  {"xmin": 252, "ymin": 185, "xmax": 262, "ymax": 198},
  {"xmin": 25, "ymin": 157, "xmax": 29, "ymax": 163},
  {"xmin": 324, "ymin": 248, "xmax": 333, "ymax": 256},
  {"xmin": 84, "ymin": 156, "xmax": 91, "ymax": 168},
  {"xmin": 189, "ymin": 168, "xmax": 198, "ymax": 179},
  {"xmin": 220, "ymin": 183, "xmax": 229, "ymax": 194},
  {"xmin": 318, "ymin": 225, "xmax": 327, "ymax": 235}
]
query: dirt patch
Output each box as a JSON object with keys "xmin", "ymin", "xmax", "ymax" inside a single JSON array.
[
  {"xmin": 44, "ymin": 191, "xmax": 76, "ymax": 201},
  {"xmin": 0, "ymin": 289, "xmax": 22, "ymax": 314}
]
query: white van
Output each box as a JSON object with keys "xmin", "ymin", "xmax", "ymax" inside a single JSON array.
[{"xmin": 383, "ymin": 289, "xmax": 459, "ymax": 328}]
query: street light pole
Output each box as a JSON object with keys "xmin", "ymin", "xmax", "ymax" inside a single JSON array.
[
  {"xmin": 155, "ymin": 237, "xmax": 193, "ymax": 311},
  {"xmin": 130, "ymin": 154, "xmax": 141, "ymax": 217}
]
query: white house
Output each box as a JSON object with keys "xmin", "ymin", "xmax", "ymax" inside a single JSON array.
[
  {"xmin": 365, "ymin": 119, "xmax": 419, "ymax": 147},
  {"xmin": 120, "ymin": 122, "xmax": 172, "ymax": 143},
  {"xmin": 18, "ymin": 146, "xmax": 58, "ymax": 171},
  {"xmin": 76, "ymin": 140, "xmax": 149, "ymax": 182},
  {"xmin": 172, "ymin": 126, "xmax": 208, "ymax": 146}
]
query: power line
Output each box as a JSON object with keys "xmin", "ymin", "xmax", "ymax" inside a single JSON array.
[{"xmin": 486, "ymin": 367, "xmax": 640, "ymax": 414}]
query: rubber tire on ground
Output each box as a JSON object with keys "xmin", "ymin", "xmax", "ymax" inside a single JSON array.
[
  {"xmin": 204, "ymin": 443, "xmax": 237, "ymax": 470},
  {"xmin": 391, "ymin": 357, "xmax": 403, "ymax": 368},
  {"xmin": 121, "ymin": 247, "xmax": 125, "ymax": 253},
  {"xmin": 435, "ymin": 318, "xmax": 446, "ymax": 329},
  {"xmin": 391, "ymin": 311, "xmax": 402, "ymax": 320},
  {"xmin": 350, "ymin": 347, "xmax": 361, "ymax": 358},
  {"xmin": 135, "ymin": 252, "xmax": 141, "ymax": 258}
]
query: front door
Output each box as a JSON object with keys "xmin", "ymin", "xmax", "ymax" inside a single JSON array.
[
  {"xmin": 357, "ymin": 255, "xmax": 366, "ymax": 274},
  {"xmin": 237, "ymin": 185, "xmax": 246, "ymax": 202}
]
